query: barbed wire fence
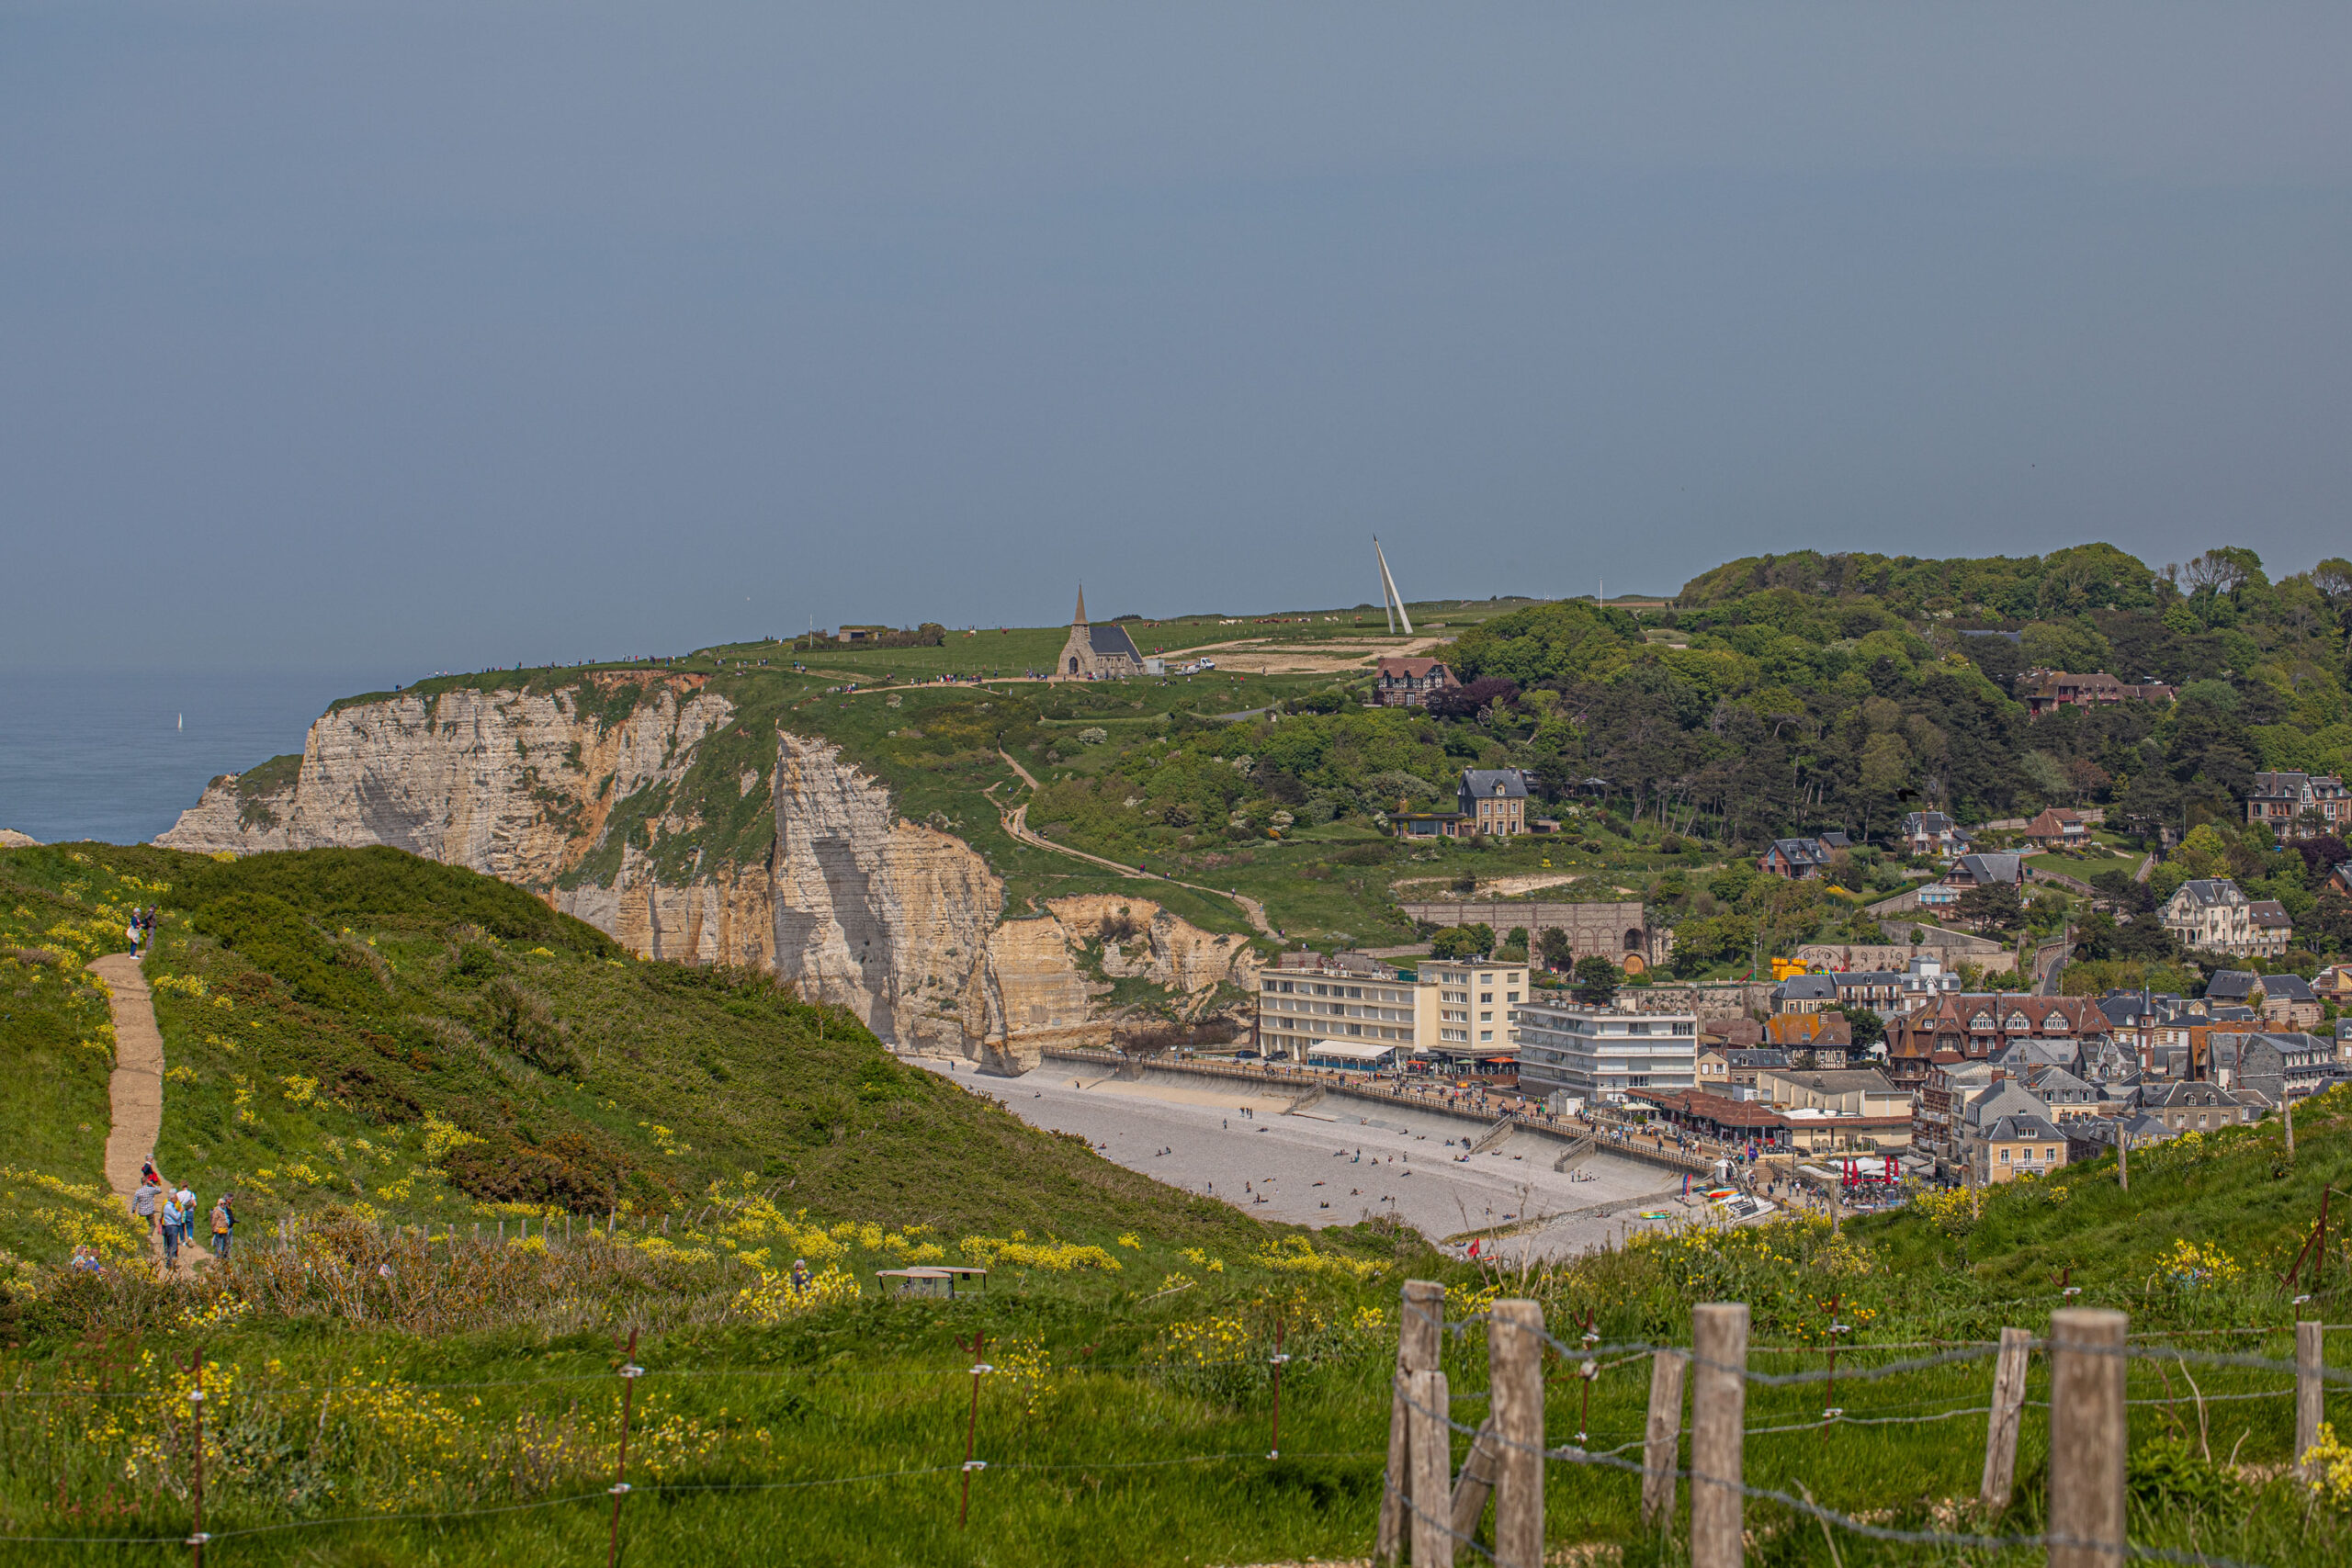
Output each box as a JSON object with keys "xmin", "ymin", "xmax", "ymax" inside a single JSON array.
[
  {"xmin": 0, "ymin": 1285, "xmax": 2341, "ymax": 1564},
  {"xmin": 1378, "ymin": 1283, "xmax": 2337, "ymax": 1568}
]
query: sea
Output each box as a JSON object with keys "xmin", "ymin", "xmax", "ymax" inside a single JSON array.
[{"xmin": 0, "ymin": 667, "xmax": 398, "ymax": 847}]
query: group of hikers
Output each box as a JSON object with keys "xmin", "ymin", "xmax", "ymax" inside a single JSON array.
[{"xmin": 123, "ymin": 1159, "xmax": 233, "ymax": 1270}]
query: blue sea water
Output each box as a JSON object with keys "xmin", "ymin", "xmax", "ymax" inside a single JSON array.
[{"xmin": 0, "ymin": 668, "xmax": 398, "ymax": 847}]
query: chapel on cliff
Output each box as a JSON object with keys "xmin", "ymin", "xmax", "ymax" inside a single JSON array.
[{"xmin": 1056, "ymin": 588, "xmax": 1144, "ymax": 680}]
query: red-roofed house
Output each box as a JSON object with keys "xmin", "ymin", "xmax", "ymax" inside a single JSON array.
[
  {"xmin": 2023, "ymin": 807, "xmax": 2090, "ymax": 849},
  {"xmin": 1374, "ymin": 658, "xmax": 1459, "ymax": 708}
]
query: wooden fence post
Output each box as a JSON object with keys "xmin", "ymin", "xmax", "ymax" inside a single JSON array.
[
  {"xmin": 1690, "ymin": 1303, "xmax": 1747, "ymax": 1568},
  {"xmin": 1408, "ymin": 1368, "xmax": 1453, "ymax": 1568},
  {"xmin": 1641, "ymin": 1350, "xmax": 1687, "ymax": 1529},
  {"xmin": 1378, "ymin": 1280, "xmax": 1445, "ymax": 1565},
  {"xmin": 2285, "ymin": 1096, "xmax": 2297, "ymax": 1162},
  {"xmin": 2117, "ymin": 1128, "xmax": 2128, "ymax": 1191},
  {"xmin": 1490, "ymin": 1301, "xmax": 1544, "ymax": 1568},
  {"xmin": 2046, "ymin": 1307, "xmax": 2126, "ymax": 1568},
  {"xmin": 1979, "ymin": 1326, "xmax": 2031, "ymax": 1513},
  {"xmin": 2299, "ymin": 1319, "xmax": 2324, "ymax": 1480}
]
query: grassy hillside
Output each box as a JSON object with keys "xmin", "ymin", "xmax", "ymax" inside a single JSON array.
[
  {"xmin": 6, "ymin": 843, "xmax": 2352, "ymax": 1562},
  {"xmin": 0, "ymin": 845, "xmax": 1274, "ymax": 1271}
]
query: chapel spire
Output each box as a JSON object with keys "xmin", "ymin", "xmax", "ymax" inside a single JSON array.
[{"xmin": 1074, "ymin": 585, "xmax": 1088, "ymax": 626}]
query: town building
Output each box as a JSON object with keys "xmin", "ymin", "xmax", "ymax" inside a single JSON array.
[
  {"xmin": 1056, "ymin": 589, "xmax": 1145, "ymax": 681},
  {"xmin": 2013, "ymin": 1063, "xmax": 2104, "ymax": 1119},
  {"xmin": 1758, "ymin": 832, "xmax": 1853, "ymax": 880},
  {"xmin": 1253, "ymin": 952, "xmax": 1526, "ymax": 1065},
  {"xmin": 2022, "ymin": 807, "xmax": 2091, "ymax": 850},
  {"xmin": 2160, "ymin": 878, "xmax": 2288, "ymax": 958},
  {"xmin": 2244, "ymin": 772, "xmax": 2349, "ymax": 840},
  {"xmin": 2246, "ymin": 973, "xmax": 2324, "ymax": 1031},
  {"xmin": 1898, "ymin": 811, "xmax": 1971, "ymax": 859},
  {"xmin": 1373, "ymin": 657, "xmax": 1459, "ymax": 708},
  {"xmin": 2137, "ymin": 1081, "xmax": 2259, "ymax": 1134},
  {"xmin": 1914, "ymin": 1057, "xmax": 1991, "ymax": 1166},
  {"xmin": 1624, "ymin": 1089, "xmax": 1801, "ymax": 1151},
  {"xmin": 2016, "ymin": 670, "xmax": 2178, "ymax": 716},
  {"xmin": 1763, "ymin": 1011, "xmax": 1854, "ymax": 1065},
  {"xmin": 1977, "ymin": 1112, "xmax": 2071, "ymax": 1183},
  {"xmin": 1514, "ymin": 1000, "xmax": 1698, "ymax": 1105},
  {"xmin": 1634, "ymin": 1084, "xmax": 1908, "ymax": 1154},
  {"xmin": 1456, "ymin": 770, "xmax": 1531, "ymax": 836},
  {"xmin": 2248, "ymin": 901, "xmax": 2295, "ymax": 959},
  {"xmin": 1755, "ymin": 1066, "xmax": 1909, "ymax": 1120},
  {"xmin": 1773, "ymin": 974, "xmax": 1839, "ymax": 1014},
  {"xmin": 1883, "ymin": 994, "xmax": 2112, "ymax": 1091},
  {"xmin": 1694, "ymin": 1047, "xmax": 1792, "ymax": 1093},
  {"xmin": 2207, "ymin": 1032, "xmax": 2341, "ymax": 1104},
  {"xmin": 1917, "ymin": 852, "xmax": 2026, "ymax": 911}
]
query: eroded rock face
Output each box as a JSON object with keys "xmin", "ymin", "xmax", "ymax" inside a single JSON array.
[
  {"xmin": 769, "ymin": 733, "xmax": 1005, "ymax": 1054},
  {"xmin": 1048, "ymin": 894, "xmax": 1262, "ymax": 1012},
  {"xmin": 156, "ymin": 683, "xmax": 1261, "ymax": 1070},
  {"xmin": 157, "ymin": 682, "xmax": 732, "ymax": 881}
]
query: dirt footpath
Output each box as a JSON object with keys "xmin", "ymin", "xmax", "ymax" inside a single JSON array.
[{"xmin": 91, "ymin": 953, "xmax": 166, "ymax": 1263}]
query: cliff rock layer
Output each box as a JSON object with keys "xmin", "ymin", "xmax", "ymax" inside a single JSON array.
[{"xmin": 159, "ymin": 681, "xmax": 1260, "ymax": 1072}]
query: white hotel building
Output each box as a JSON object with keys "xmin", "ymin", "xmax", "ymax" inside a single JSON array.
[
  {"xmin": 1513, "ymin": 999, "xmax": 1699, "ymax": 1105},
  {"xmin": 1256, "ymin": 955, "xmax": 1526, "ymax": 1064}
]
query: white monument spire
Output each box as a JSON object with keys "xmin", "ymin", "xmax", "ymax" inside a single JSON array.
[{"xmin": 1374, "ymin": 537, "xmax": 1413, "ymax": 636}]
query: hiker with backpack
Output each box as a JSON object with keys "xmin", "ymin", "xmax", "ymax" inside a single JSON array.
[{"xmin": 209, "ymin": 1194, "xmax": 235, "ymax": 1259}]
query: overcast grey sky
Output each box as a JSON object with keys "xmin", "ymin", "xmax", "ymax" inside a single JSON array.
[{"xmin": 4, "ymin": 3, "xmax": 2346, "ymax": 673}]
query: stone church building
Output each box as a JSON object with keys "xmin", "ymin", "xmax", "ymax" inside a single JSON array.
[{"xmin": 1057, "ymin": 589, "xmax": 1145, "ymax": 680}]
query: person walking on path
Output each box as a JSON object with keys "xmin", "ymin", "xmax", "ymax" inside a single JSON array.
[
  {"xmin": 130, "ymin": 1178, "xmax": 160, "ymax": 1241},
  {"xmin": 159, "ymin": 1191, "xmax": 183, "ymax": 1270},
  {"xmin": 209, "ymin": 1194, "xmax": 235, "ymax": 1259}
]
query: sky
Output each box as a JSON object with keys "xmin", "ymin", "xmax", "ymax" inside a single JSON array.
[{"xmin": 4, "ymin": 2, "xmax": 2347, "ymax": 676}]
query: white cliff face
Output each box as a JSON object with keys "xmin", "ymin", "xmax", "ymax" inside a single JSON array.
[
  {"xmin": 158, "ymin": 681, "xmax": 1262, "ymax": 1072},
  {"xmin": 769, "ymin": 733, "xmax": 1005, "ymax": 1052},
  {"xmin": 159, "ymin": 681, "xmax": 732, "ymax": 881}
]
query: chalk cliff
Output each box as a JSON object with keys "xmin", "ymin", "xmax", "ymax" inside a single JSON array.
[{"xmin": 160, "ymin": 680, "xmax": 1258, "ymax": 1069}]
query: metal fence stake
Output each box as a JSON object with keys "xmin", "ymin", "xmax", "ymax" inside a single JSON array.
[
  {"xmin": 1268, "ymin": 1317, "xmax": 1290, "ymax": 1460},
  {"xmin": 1408, "ymin": 1368, "xmax": 1453, "ymax": 1568},
  {"xmin": 1490, "ymin": 1301, "xmax": 1544, "ymax": 1568},
  {"xmin": 187, "ymin": 1346, "xmax": 207, "ymax": 1568},
  {"xmin": 2047, "ymin": 1307, "xmax": 2126, "ymax": 1568},
  {"xmin": 2299, "ymin": 1319, "xmax": 2325, "ymax": 1481},
  {"xmin": 1980, "ymin": 1326, "xmax": 2031, "ymax": 1513},
  {"xmin": 959, "ymin": 1329, "xmax": 990, "ymax": 1528},
  {"xmin": 1691, "ymin": 1303, "xmax": 1747, "ymax": 1568},
  {"xmin": 1640, "ymin": 1350, "xmax": 1686, "ymax": 1529},
  {"xmin": 606, "ymin": 1326, "xmax": 642, "ymax": 1568}
]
